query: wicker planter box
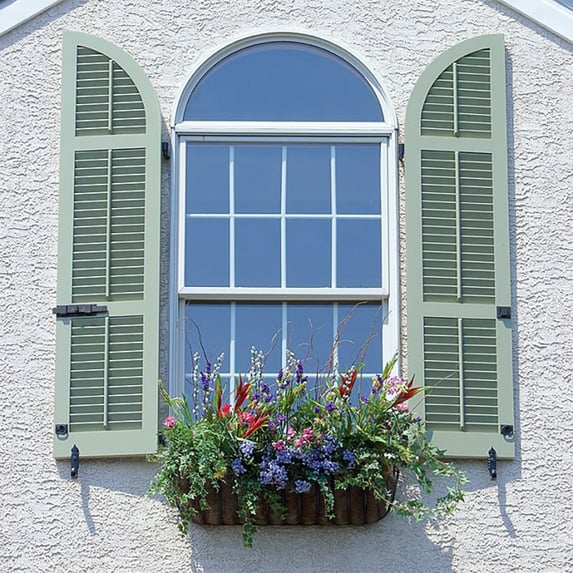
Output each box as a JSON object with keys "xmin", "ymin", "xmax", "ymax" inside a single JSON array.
[{"xmin": 189, "ymin": 468, "xmax": 399, "ymax": 526}]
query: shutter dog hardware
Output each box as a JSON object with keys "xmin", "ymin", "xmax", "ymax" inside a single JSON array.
[
  {"xmin": 162, "ymin": 141, "xmax": 170, "ymax": 160},
  {"xmin": 52, "ymin": 304, "xmax": 108, "ymax": 318},
  {"xmin": 500, "ymin": 424, "xmax": 514, "ymax": 437},
  {"xmin": 488, "ymin": 447, "xmax": 497, "ymax": 480},
  {"xmin": 71, "ymin": 445, "xmax": 80, "ymax": 479},
  {"xmin": 55, "ymin": 424, "xmax": 68, "ymax": 437}
]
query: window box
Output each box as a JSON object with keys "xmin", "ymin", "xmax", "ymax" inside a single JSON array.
[{"xmin": 187, "ymin": 469, "xmax": 399, "ymax": 526}]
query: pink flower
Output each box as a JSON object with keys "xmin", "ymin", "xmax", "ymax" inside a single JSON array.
[
  {"xmin": 272, "ymin": 439, "xmax": 285, "ymax": 451},
  {"xmin": 395, "ymin": 402, "xmax": 409, "ymax": 412},
  {"xmin": 286, "ymin": 427, "xmax": 296, "ymax": 441},
  {"xmin": 163, "ymin": 416, "xmax": 176, "ymax": 428}
]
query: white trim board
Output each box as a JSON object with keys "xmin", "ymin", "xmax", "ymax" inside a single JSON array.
[
  {"xmin": 0, "ymin": 0, "xmax": 66, "ymax": 36},
  {"xmin": 0, "ymin": 0, "xmax": 572, "ymax": 42},
  {"xmin": 496, "ymin": 0, "xmax": 573, "ymax": 42}
]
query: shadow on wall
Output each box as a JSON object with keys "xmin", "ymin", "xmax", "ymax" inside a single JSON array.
[{"xmin": 187, "ymin": 513, "xmax": 455, "ymax": 573}]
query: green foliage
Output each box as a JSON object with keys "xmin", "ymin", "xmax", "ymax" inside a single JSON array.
[{"xmin": 149, "ymin": 351, "xmax": 467, "ymax": 546}]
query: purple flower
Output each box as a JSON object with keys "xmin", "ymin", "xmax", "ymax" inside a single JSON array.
[
  {"xmin": 201, "ymin": 372, "xmax": 210, "ymax": 392},
  {"xmin": 295, "ymin": 480, "xmax": 312, "ymax": 494},
  {"xmin": 413, "ymin": 416, "xmax": 422, "ymax": 423},
  {"xmin": 232, "ymin": 458, "xmax": 246, "ymax": 476},
  {"xmin": 259, "ymin": 459, "xmax": 288, "ymax": 489},
  {"xmin": 276, "ymin": 413, "xmax": 287, "ymax": 423},
  {"xmin": 205, "ymin": 361, "xmax": 212, "ymax": 374},
  {"xmin": 267, "ymin": 421, "xmax": 279, "ymax": 431},
  {"xmin": 239, "ymin": 441, "xmax": 254, "ymax": 459},
  {"xmin": 313, "ymin": 405, "xmax": 321, "ymax": 414},
  {"xmin": 325, "ymin": 401, "xmax": 336, "ymax": 413},
  {"xmin": 342, "ymin": 450, "xmax": 356, "ymax": 468}
]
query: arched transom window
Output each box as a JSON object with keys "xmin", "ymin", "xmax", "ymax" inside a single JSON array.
[{"xmin": 172, "ymin": 38, "xmax": 398, "ymax": 397}]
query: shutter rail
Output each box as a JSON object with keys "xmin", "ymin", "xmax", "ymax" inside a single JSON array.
[
  {"xmin": 452, "ymin": 61, "xmax": 459, "ymax": 136},
  {"xmin": 103, "ymin": 316, "xmax": 110, "ymax": 429}
]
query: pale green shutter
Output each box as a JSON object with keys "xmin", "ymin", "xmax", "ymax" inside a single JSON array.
[
  {"xmin": 406, "ymin": 35, "xmax": 514, "ymax": 458},
  {"xmin": 53, "ymin": 32, "xmax": 161, "ymax": 458}
]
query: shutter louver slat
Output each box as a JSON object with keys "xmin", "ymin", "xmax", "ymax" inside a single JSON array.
[
  {"xmin": 69, "ymin": 316, "xmax": 144, "ymax": 432},
  {"xmin": 71, "ymin": 148, "xmax": 146, "ymax": 302},
  {"xmin": 421, "ymin": 48, "xmax": 492, "ymax": 138},
  {"xmin": 75, "ymin": 47, "xmax": 146, "ymax": 136}
]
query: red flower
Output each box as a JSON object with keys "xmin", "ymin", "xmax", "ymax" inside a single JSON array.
[
  {"xmin": 391, "ymin": 377, "xmax": 423, "ymax": 408},
  {"xmin": 218, "ymin": 403, "xmax": 232, "ymax": 418},
  {"xmin": 339, "ymin": 369, "xmax": 358, "ymax": 398},
  {"xmin": 234, "ymin": 376, "xmax": 251, "ymax": 411},
  {"xmin": 243, "ymin": 412, "xmax": 268, "ymax": 438}
]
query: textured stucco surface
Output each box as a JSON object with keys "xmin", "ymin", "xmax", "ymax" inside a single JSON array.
[{"xmin": 0, "ymin": 0, "xmax": 572, "ymax": 571}]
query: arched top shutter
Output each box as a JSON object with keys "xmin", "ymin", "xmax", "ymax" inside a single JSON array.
[
  {"xmin": 53, "ymin": 32, "xmax": 161, "ymax": 458},
  {"xmin": 406, "ymin": 35, "xmax": 514, "ymax": 458}
]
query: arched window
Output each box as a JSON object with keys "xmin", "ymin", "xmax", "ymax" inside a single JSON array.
[{"xmin": 171, "ymin": 36, "xmax": 399, "ymax": 398}]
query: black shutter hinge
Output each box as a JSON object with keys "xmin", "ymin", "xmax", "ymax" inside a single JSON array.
[
  {"xmin": 496, "ymin": 306, "xmax": 511, "ymax": 319},
  {"xmin": 52, "ymin": 304, "xmax": 108, "ymax": 318},
  {"xmin": 488, "ymin": 447, "xmax": 497, "ymax": 480},
  {"xmin": 398, "ymin": 143, "xmax": 405, "ymax": 162}
]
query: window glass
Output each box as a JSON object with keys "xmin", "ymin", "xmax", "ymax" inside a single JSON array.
[
  {"xmin": 185, "ymin": 219, "xmax": 229, "ymax": 286},
  {"xmin": 184, "ymin": 42, "xmax": 383, "ymax": 122},
  {"xmin": 235, "ymin": 146, "xmax": 281, "ymax": 214},
  {"xmin": 336, "ymin": 144, "xmax": 381, "ymax": 214},
  {"xmin": 286, "ymin": 146, "xmax": 331, "ymax": 214},
  {"xmin": 186, "ymin": 145, "xmax": 229, "ymax": 214},
  {"xmin": 337, "ymin": 219, "xmax": 382, "ymax": 287}
]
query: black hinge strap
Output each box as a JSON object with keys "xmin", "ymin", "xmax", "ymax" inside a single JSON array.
[{"xmin": 52, "ymin": 304, "xmax": 108, "ymax": 318}]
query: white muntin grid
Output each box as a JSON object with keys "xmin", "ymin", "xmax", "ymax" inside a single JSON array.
[{"xmin": 172, "ymin": 131, "xmax": 398, "ymax": 399}]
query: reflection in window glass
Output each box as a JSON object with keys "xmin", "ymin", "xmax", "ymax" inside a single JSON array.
[
  {"xmin": 236, "ymin": 304, "xmax": 282, "ymax": 372},
  {"xmin": 185, "ymin": 43, "xmax": 383, "ymax": 122},
  {"xmin": 183, "ymin": 301, "xmax": 384, "ymax": 379}
]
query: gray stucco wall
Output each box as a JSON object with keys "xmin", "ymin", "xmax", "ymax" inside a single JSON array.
[{"xmin": 0, "ymin": 0, "xmax": 572, "ymax": 571}]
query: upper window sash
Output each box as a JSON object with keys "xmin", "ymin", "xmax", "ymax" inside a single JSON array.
[{"xmin": 176, "ymin": 136, "xmax": 391, "ymax": 295}]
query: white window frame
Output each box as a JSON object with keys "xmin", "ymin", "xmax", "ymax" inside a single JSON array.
[{"xmin": 168, "ymin": 32, "xmax": 400, "ymax": 396}]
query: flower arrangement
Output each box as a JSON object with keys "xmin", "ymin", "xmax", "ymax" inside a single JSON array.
[{"xmin": 149, "ymin": 349, "xmax": 466, "ymax": 547}]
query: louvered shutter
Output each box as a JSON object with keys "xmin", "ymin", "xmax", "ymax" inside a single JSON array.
[
  {"xmin": 406, "ymin": 35, "xmax": 514, "ymax": 458},
  {"xmin": 53, "ymin": 32, "xmax": 161, "ymax": 458}
]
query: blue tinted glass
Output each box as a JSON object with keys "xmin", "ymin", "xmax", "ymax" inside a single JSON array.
[
  {"xmin": 287, "ymin": 304, "xmax": 334, "ymax": 373},
  {"xmin": 186, "ymin": 219, "xmax": 229, "ymax": 286},
  {"xmin": 184, "ymin": 43, "xmax": 383, "ymax": 121},
  {"xmin": 337, "ymin": 219, "xmax": 381, "ymax": 287},
  {"xmin": 184, "ymin": 303, "xmax": 231, "ymax": 369},
  {"xmin": 186, "ymin": 145, "xmax": 229, "ymax": 214},
  {"xmin": 236, "ymin": 304, "xmax": 282, "ymax": 372},
  {"xmin": 235, "ymin": 219, "xmax": 280, "ymax": 287},
  {"xmin": 286, "ymin": 146, "xmax": 331, "ymax": 214},
  {"xmin": 337, "ymin": 303, "xmax": 383, "ymax": 371},
  {"xmin": 235, "ymin": 146, "xmax": 282, "ymax": 214},
  {"xmin": 336, "ymin": 145, "xmax": 381, "ymax": 214},
  {"xmin": 286, "ymin": 219, "xmax": 331, "ymax": 287}
]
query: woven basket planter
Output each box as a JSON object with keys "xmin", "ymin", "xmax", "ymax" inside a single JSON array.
[{"xmin": 188, "ymin": 468, "xmax": 399, "ymax": 526}]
